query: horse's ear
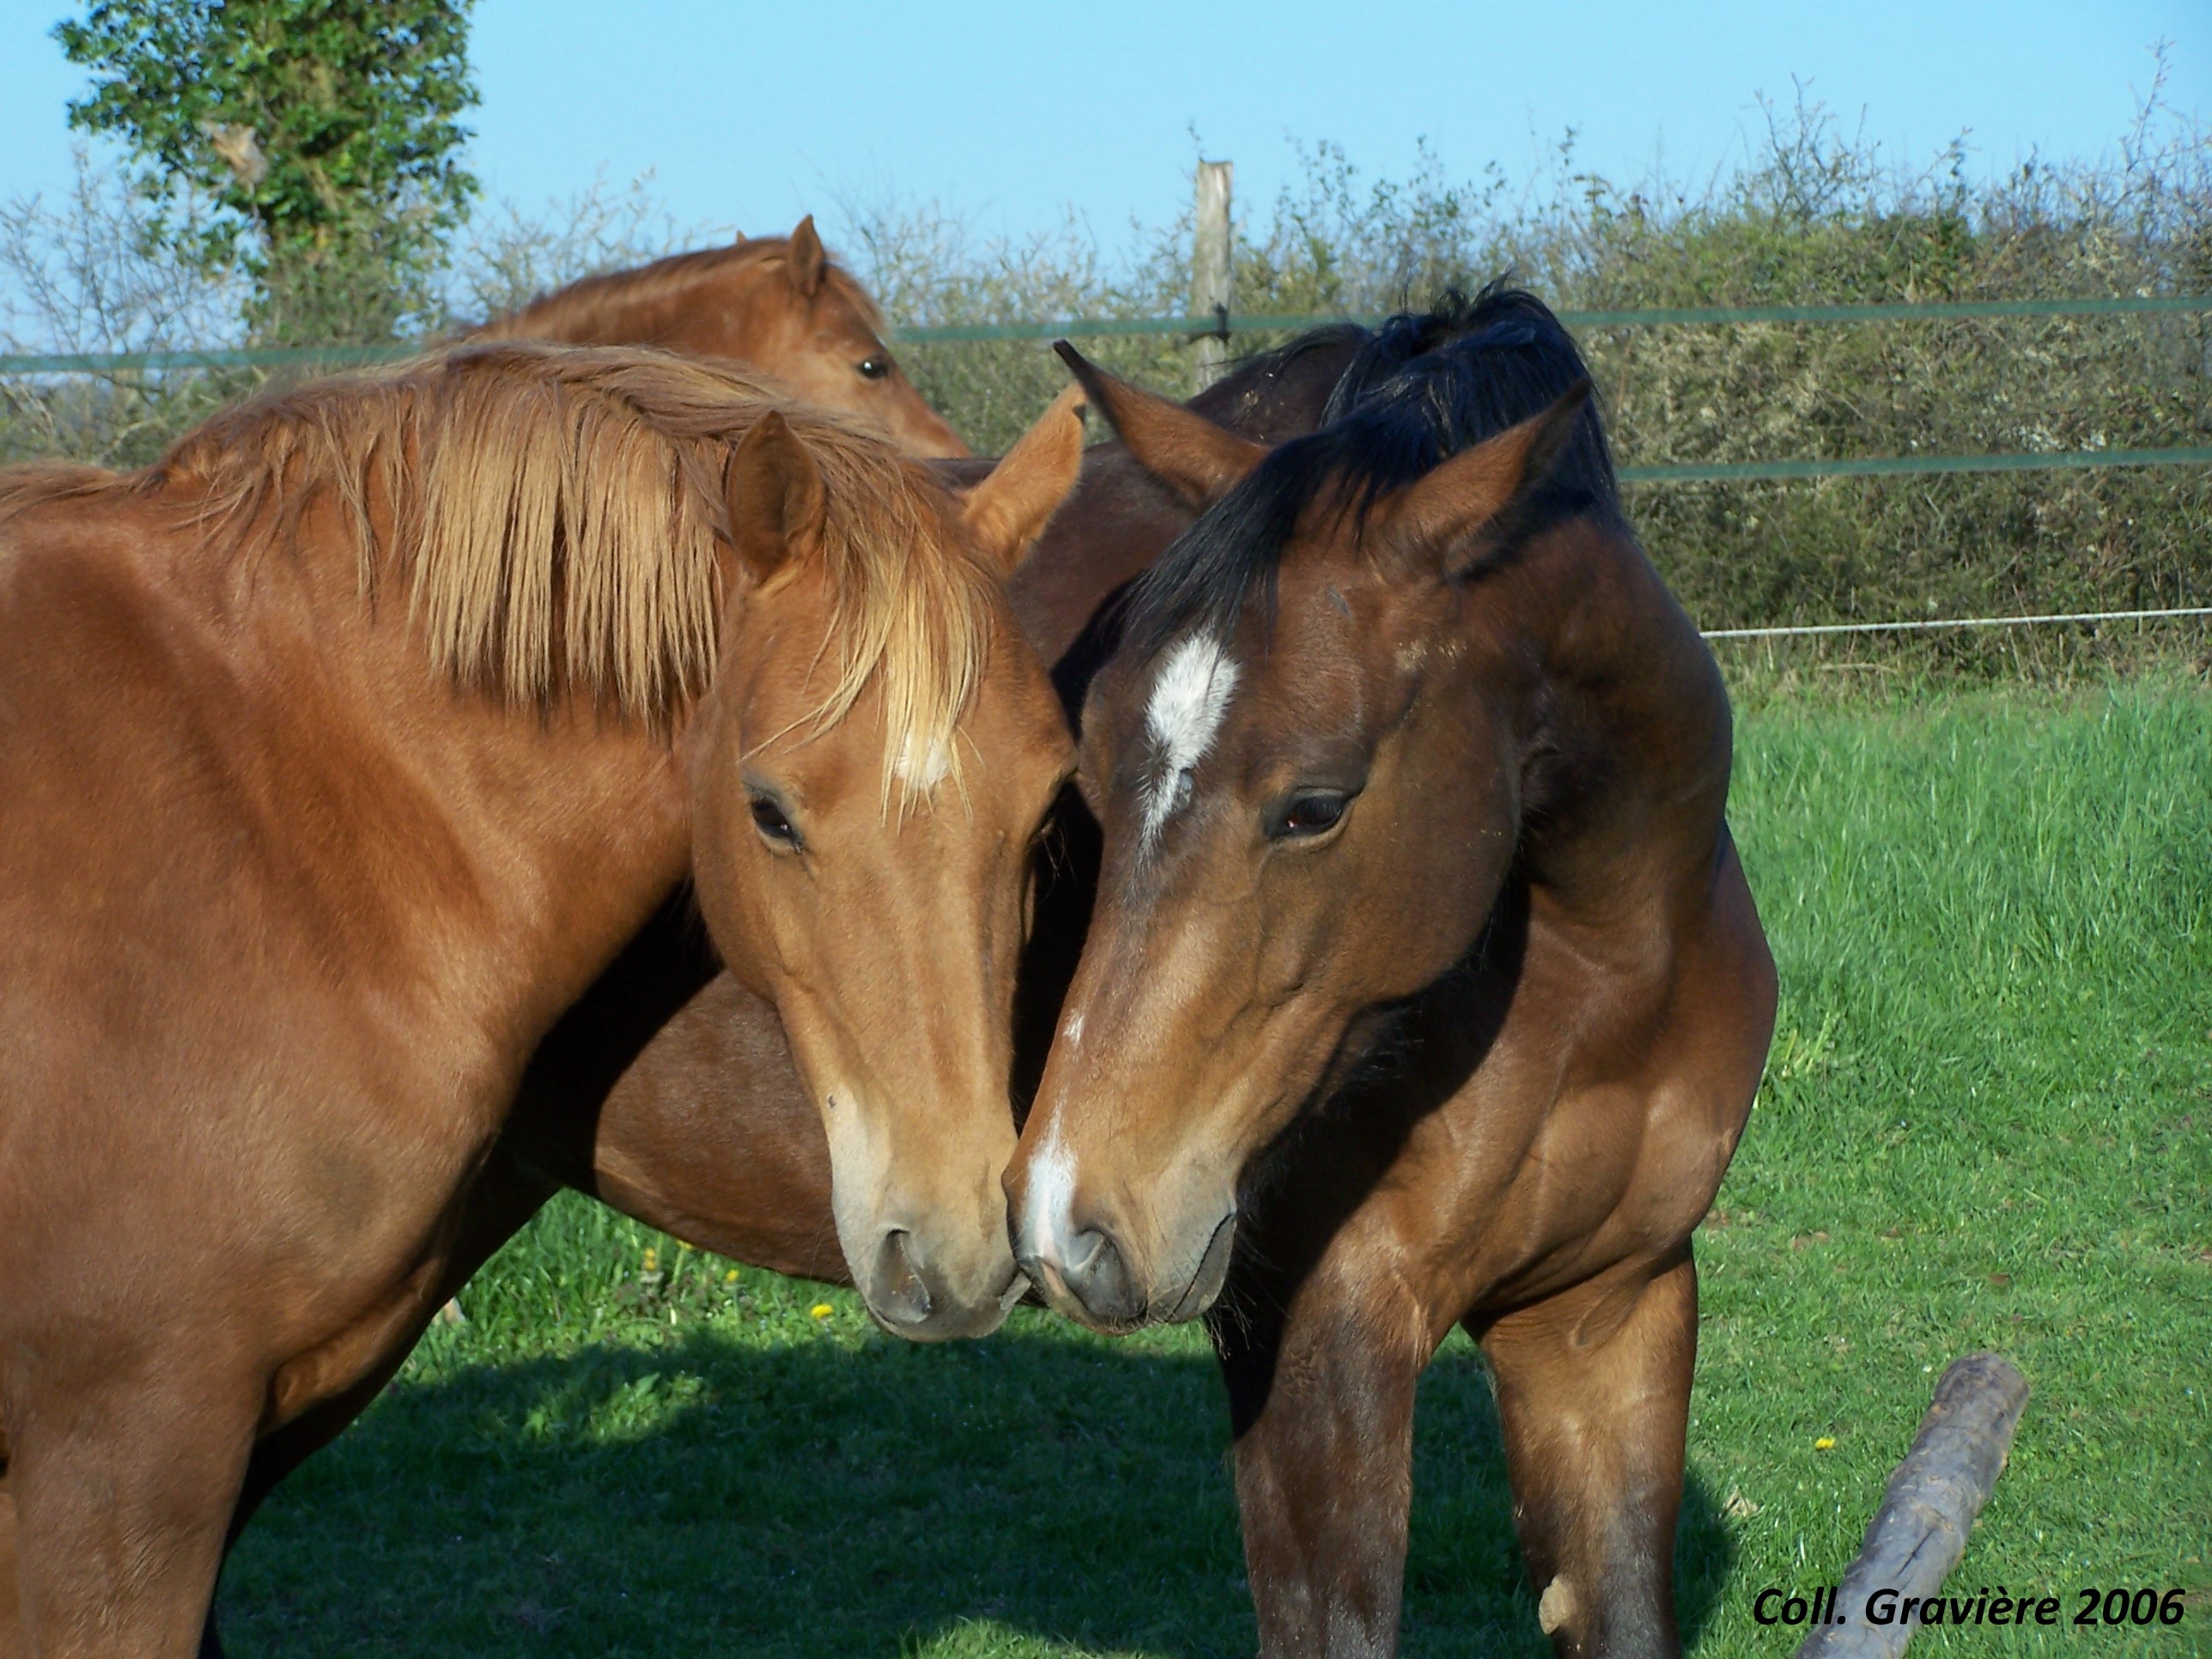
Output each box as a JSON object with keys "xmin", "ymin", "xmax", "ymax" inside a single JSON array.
[
  {"xmin": 725, "ymin": 410, "xmax": 825, "ymax": 588},
  {"xmin": 787, "ymin": 215, "xmax": 826, "ymax": 299},
  {"xmin": 1384, "ymin": 380, "xmax": 1591, "ymax": 580},
  {"xmin": 1053, "ymin": 340, "xmax": 1264, "ymax": 509},
  {"xmin": 959, "ymin": 385, "xmax": 1087, "ymax": 574}
]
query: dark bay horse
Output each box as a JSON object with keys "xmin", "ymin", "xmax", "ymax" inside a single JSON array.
[
  {"xmin": 1007, "ymin": 296, "xmax": 1778, "ymax": 1656},
  {"xmin": 469, "ymin": 215, "xmax": 969, "ymax": 458},
  {"xmin": 0, "ymin": 344, "xmax": 1085, "ymax": 1655}
]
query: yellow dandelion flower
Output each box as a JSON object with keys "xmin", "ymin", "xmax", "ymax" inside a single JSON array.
[
  {"xmin": 1814, "ymin": 1437, "xmax": 1836, "ymax": 1450},
  {"xmin": 725, "ymin": 1269, "xmax": 740, "ymax": 1284},
  {"xmin": 641, "ymin": 1249, "xmax": 659, "ymax": 1272},
  {"xmin": 810, "ymin": 1304, "xmax": 834, "ymax": 1320},
  {"xmin": 677, "ymin": 1239, "xmax": 693, "ymax": 1251}
]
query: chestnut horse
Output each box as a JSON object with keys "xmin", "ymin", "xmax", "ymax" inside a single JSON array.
[
  {"xmin": 469, "ymin": 215, "xmax": 969, "ymax": 458},
  {"xmin": 0, "ymin": 343, "xmax": 1084, "ymax": 1656},
  {"xmin": 1007, "ymin": 295, "xmax": 1778, "ymax": 1656}
]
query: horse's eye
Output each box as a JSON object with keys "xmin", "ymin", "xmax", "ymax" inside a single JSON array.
[
  {"xmin": 857, "ymin": 354, "xmax": 891, "ymax": 380},
  {"xmin": 1274, "ymin": 791, "xmax": 1350, "ymax": 840},
  {"xmin": 750, "ymin": 793, "xmax": 801, "ymax": 850}
]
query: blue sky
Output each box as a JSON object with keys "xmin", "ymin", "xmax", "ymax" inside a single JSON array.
[{"xmin": 2, "ymin": 0, "xmax": 2203, "ymax": 257}]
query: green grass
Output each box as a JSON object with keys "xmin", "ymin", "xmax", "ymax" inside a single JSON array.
[{"xmin": 218, "ymin": 682, "xmax": 2211, "ymax": 1656}]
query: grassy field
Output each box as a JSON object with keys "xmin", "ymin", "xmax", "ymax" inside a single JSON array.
[{"xmin": 216, "ymin": 680, "xmax": 2211, "ymax": 1657}]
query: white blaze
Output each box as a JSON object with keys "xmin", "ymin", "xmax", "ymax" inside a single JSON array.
[
  {"xmin": 1140, "ymin": 633, "xmax": 1239, "ymax": 846},
  {"xmin": 894, "ymin": 732, "xmax": 952, "ymax": 791},
  {"xmin": 1022, "ymin": 1121, "xmax": 1078, "ymax": 1272}
]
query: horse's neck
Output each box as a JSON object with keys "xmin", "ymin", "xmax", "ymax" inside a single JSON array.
[
  {"xmin": 181, "ymin": 487, "xmax": 696, "ymax": 1046},
  {"xmin": 1506, "ymin": 515, "xmax": 1734, "ymax": 921},
  {"xmin": 479, "ymin": 258, "xmax": 767, "ymax": 356}
]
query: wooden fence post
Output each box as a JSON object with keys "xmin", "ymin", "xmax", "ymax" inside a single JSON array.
[{"xmin": 1190, "ymin": 160, "xmax": 1233, "ymax": 389}]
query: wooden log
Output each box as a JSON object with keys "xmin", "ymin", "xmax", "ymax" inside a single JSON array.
[{"xmin": 1796, "ymin": 1352, "xmax": 2030, "ymax": 1657}]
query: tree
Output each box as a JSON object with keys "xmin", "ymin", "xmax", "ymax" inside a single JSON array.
[{"xmin": 55, "ymin": 0, "xmax": 479, "ymax": 343}]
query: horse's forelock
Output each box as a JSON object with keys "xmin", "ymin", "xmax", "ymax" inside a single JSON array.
[{"xmin": 787, "ymin": 425, "xmax": 997, "ymax": 812}]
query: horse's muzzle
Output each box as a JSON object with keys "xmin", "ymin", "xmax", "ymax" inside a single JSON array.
[{"xmin": 859, "ymin": 1224, "xmax": 1019, "ymax": 1341}]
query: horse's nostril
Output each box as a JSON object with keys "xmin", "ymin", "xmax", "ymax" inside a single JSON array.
[
  {"xmin": 1059, "ymin": 1224, "xmax": 1141, "ymax": 1327},
  {"xmin": 870, "ymin": 1228, "xmax": 934, "ymax": 1326},
  {"xmin": 1065, "ymin": 1227, "xmax": 1107, "ymax": 1275}
]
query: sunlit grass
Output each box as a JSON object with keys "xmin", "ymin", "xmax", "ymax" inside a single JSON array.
[{"xmin": 219, "ymin": 681, "xmax": 2210, "ymax": 1656}]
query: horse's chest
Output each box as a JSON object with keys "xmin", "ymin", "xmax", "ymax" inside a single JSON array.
[{"xmin": 1381, "ymin": 965, "xmax": 1667, "ymax": 1294}]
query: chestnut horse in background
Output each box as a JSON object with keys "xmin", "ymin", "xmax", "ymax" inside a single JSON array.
[
  {"xmin": 0, "ymin": 344, "xmax": 1085, "ymax": 1656},
  {"xmin": 469, "ymin": 215, "xmax": 969, "ymax": 458},
  {"xmin": 1004, "ymin": 295, "xmax": 1778, "ymax": 1657}
]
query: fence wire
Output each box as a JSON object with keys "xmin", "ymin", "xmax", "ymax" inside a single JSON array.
[
  {"xmin": 1701, "ymin": 605, "xmax": 2212, "ymax": 641},
  {"xmin": 5, "ymin": 296, "xmax": 2209, "ymax": 501}
]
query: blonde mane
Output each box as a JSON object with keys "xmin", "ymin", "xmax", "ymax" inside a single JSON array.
[{"xmin": 151, "ymin": 342, "xmax": 992, "ymax": 786}]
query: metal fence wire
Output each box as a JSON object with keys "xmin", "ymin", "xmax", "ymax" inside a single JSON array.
[{"xmin": 7, "ymin": 293, "xmax": 2208, "ymax": 641}]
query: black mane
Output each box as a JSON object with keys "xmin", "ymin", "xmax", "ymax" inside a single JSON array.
[{"xmin": 1127, "ymin": 283, "xmax": 1617, "ymax": 651}]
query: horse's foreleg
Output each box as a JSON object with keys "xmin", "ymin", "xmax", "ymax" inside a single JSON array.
[
  {"xmin": 2, "ymin": 1464, "xmax": 20, "ymax": 1659},
  {"xmin": 1478, "ymin": 1249, "xmax": 1697, "ymax": 1659},
  {"xmin": 193, "ymin": 1148, "xmax": 559, "ymax": 1659},
  {"xmin": 1217, "ymin": 1271, "xmax": 1433, "ymax": 1659},
  {"xmin": 229, "ymin": 1151, "xmax": 557, "ymax": 1543},
  {"xmin": 7, "ymin": 1363, "xmax": 259, "ymax": 1659}
]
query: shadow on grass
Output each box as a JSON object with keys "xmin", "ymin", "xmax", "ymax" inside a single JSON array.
[{"xmin": 218, "ymin": 1323, "xmax": 1730, "ymax": 1657}]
